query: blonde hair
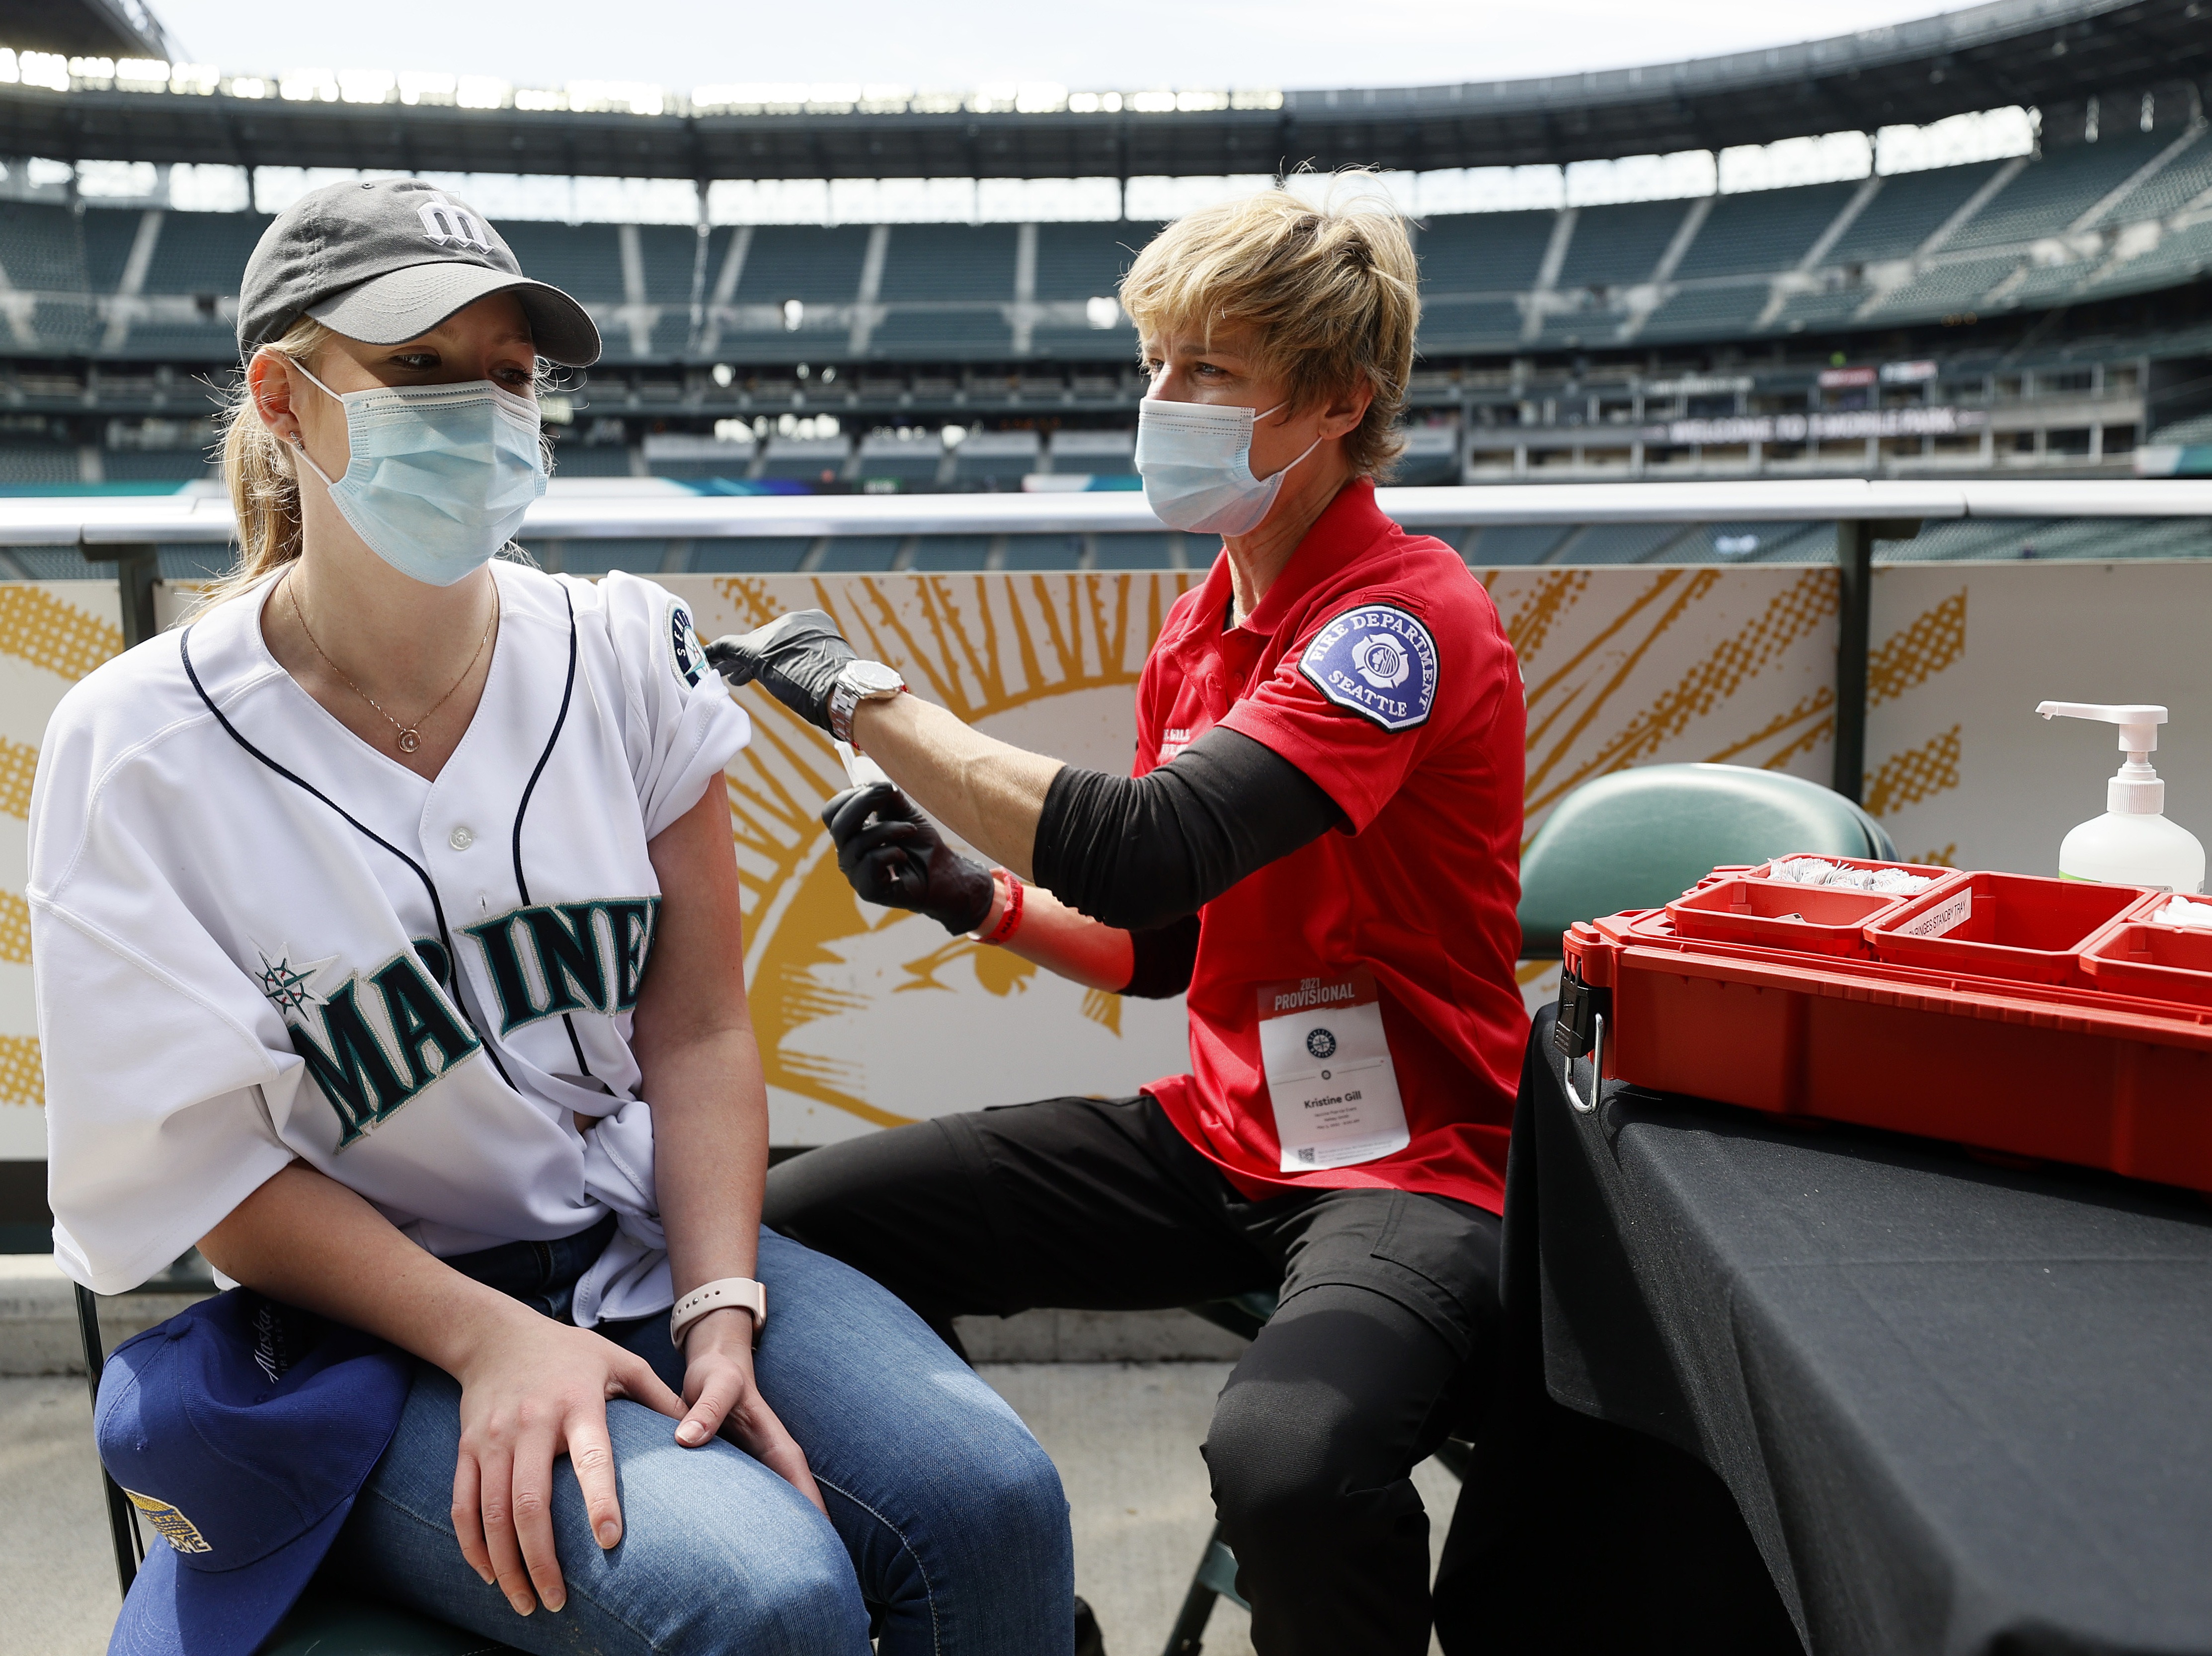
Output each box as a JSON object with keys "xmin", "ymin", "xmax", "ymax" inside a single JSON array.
[
  {"xmin": 200, "ymin": 316, "xmax": 336, "ymax": 611},
  {"xmin": 1118, "ymin": 176, "xmax": 1421, "ymax": 479}
]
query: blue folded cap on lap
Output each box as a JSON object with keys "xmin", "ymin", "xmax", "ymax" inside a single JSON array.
[{"xmin": 94, "ymin": 1289, "xmax": 412, "ymax": 1656}]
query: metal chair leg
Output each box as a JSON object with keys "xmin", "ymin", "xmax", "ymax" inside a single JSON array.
[
  {"xmin": 1162, "ymin": 1519, "xmax": 1247, "ymax": 1656},
  {"xmin": 73, "ymin": 1282, "xmax": 142, "ymax": 1597}
]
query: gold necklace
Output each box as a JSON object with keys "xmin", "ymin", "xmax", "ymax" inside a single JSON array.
[{"xmin": 284, "ymin": 574, "xmax": 496, "ymax": 755}]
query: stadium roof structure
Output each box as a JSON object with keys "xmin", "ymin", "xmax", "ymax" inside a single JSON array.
[
  {"xmin": 3, "ymin": 0, "xmax": 2210, "ymax": 181},
  {"xmin": 0, "ymin": 0, "xmax": 167, "ymax": 60}
]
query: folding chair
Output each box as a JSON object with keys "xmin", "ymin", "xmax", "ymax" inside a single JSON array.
[{"xmin": 73, "ymin": 1277, "xmax": 516, "ymax": 1656}]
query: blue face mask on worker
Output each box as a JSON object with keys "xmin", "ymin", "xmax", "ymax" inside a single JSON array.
[
  {"xmin": 283, "ymin": 357, "xmax": 547, "ymax": 587},
  {"xmin": 1134, "ymin": 396, "xmax": 1325, "ymax": 537}
]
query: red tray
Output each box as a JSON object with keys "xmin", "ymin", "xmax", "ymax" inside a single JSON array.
[
  {"xmin": 1563, "ymin": 899, "xmax": 2212, "ymax": 1195},
  {"xmin": 1866, "ymin": 870, "xmax": 2157, "ymax": 985},
  {"xmin": 2080, "ymin": 922, "xmax": 2212, "ymax": 1010},
  {"xmin": 1666, "ymin": 877, "xmax": 1904, "ymax": 957}
]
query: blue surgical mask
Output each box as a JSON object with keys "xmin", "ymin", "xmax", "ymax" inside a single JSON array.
[
  {"xmin": 1134, "ymin": 396, "xmax": 1324, "ymax": 537},
  {"xmin": 285, "ymin": 359, "xmax": 547, "ymax": 587}
]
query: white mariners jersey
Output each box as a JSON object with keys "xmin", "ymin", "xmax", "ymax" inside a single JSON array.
[{"xmin": 29, "ymin": 562, "xmax": 749, "ymax": 1323}]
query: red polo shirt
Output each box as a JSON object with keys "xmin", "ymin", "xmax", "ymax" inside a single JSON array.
[{"xmin": 1138, "ymin": 480, "xmax": 1528, "ymax": 1214}]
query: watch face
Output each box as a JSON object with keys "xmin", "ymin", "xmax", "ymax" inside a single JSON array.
[{"xmin": 847, "ymin": 661, "xmax": 906, "ymax": 695}]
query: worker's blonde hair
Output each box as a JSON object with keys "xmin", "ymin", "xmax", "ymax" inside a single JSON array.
[
  {"xmin": 197, "ymin": 316, "xmax": 336, "ymax": 611},
  {"xmin": 1118, "ymin": 174, "xmax": 1420, "ymax": 478}
]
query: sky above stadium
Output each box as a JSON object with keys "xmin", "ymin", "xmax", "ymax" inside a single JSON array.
[{"xmin": 151, "ymin": 0, "xmax": 1965, "ymax": 92}]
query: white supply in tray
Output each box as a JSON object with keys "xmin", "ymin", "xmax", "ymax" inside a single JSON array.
[
  {"xmin": 2154, "ymin": 895, "xmax": 2212, "ymax": 929},
  {"xmin": 1767, "ymin": 858, "xmax": 1935, "ymax": 896}
]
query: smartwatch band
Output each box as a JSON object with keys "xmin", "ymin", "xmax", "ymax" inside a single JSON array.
[{"xmin": 669, "ymin": 1277, "xmax": 767, "ymax": 1349}]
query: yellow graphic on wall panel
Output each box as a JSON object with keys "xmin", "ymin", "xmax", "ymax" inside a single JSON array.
[
  {"xmin": 682, "ymin": 572, "xmax": 1194, "ymax": 1138},
  {"xmin": 0, "ymin": 583, "xmax": 126, "ymax": 1112},
  {"xmin": 0, "ymin": 736, "xmax": 37, "ymax": 819},
  {"xmin": 0, "ymin": 584, "xmax": 123, "ymax": 681},
  {"xmin": 1864, "ymin": 724, "xmax": 1965, "ymax": 818},
  {"xmin": 0, "ymin": 1035, "xmax": 42, "ymax": 1107},
  {"xmin": 0, "ymin": 890, "xmax": 27, "ymax": 964},
  {"xmin": 1869, "ymin": 590, "xmax": 1967, "ymax": 708},
  {"xmin": 1488, "ymin": 566, "xmax": 1843, "ymax": 837}
]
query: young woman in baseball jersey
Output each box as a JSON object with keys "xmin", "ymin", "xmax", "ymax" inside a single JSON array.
[{"xmin": 29, "ymin": 180, "xmax": 1071, "ymax": 1656}]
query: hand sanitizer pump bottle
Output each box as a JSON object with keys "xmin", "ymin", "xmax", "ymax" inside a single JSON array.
[{"xmin": 2036, "ymin": 701, "xmax": 2206, "ymax": 893}]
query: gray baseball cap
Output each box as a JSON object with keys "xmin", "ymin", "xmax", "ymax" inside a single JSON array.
[{"xmin": 238, "ymin": 177, "xmax": 600, "ymax": 365}]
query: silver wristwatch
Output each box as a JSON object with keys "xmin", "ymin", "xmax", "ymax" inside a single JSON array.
[{"xmin": 828, "ymin": 659, "xmax": 907, "ymax": 744}]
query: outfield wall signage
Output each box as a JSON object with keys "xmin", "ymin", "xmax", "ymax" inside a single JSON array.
[{"xmin": 1664, "ymin": 407, "xmax": 1988, "ymax": 445}]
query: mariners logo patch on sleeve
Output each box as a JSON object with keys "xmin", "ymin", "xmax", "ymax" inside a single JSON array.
[
  {"xmin": 1298, "ymin": 604, "xmax": 1438, "ymax": 731},
  {"xmin": 667, "ymin": 600, "xmax": 706, "ymax": 688}
]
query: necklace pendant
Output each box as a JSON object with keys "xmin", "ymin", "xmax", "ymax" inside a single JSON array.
[{"xmin": 396, "ymin": 728, "xmax": 422, "ymax": 755}]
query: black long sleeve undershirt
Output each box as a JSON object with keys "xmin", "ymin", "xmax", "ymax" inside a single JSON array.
[
  {"xmin": 1033, "ymin": 726, "xmax": 1345, "ymax": 1003},
  {"xmin": 1122, "ymin": 915, "xmax": 1202, "ymax": 1000}
]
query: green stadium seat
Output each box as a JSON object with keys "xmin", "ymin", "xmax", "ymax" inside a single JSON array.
[
  {"xmin": 1947, "ymin": 132, "xmax": 2169, "ymax": 253},
  {"xmin": 690, "ymin": 538, "xmax": 812, "ymax": 573},
  {"xmin": 1001, "ymin": 533, "xmax": 1087, "ymax": 570},
  {"xmin": 816, "ymin": 536, "xmax": 903, "ymax": 571},
  {"xmin": 1418, "ymin": 210, "xmax": 1555, "ymax": 292},
  {"xmin": 733, "ymin": 226, "xmax": 871, "ymax": 305},
  {"xmin": 1559, "ymin": 199, "xmax": 1693, "ymax": 289},
  {"xmin": 907, "ymin": 535, "xmax": 991, "ymax": 571},
  {"xmin": 1671, "ymin": 183, "xmax": 1858, "ymax": 279},
  {"xmin": 877, "ymin": 224, "xmax": 1018, "ymax": 303},
  {"xmin": 1827, "ymin": 162, "xmax": 2004, "ymax": 263}
]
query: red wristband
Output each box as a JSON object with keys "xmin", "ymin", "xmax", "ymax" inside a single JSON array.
[{"xmin": 978, "ymin": 868, "xmax": 1026, "ymax": 946}]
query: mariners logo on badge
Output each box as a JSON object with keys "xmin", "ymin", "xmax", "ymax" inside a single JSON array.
[
  {"xmin": 668, "ymin": 601, "xmax": 706, "ymax": 688},
  {"xmin": 1298, "ymin": 604, "xmax": 1438, "ymax": 732},
  {"xmin": 1307, "ymin": 1027, "xmax": 1338, "ymax": 1059}
]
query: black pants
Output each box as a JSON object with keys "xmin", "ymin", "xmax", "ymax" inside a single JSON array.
[{"xmin": 764, "ymin": 1092, "xmax": 1501, "ymax": 1656}]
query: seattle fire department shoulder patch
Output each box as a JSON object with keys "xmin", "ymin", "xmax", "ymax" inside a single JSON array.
[{"xmin": 1297, "ymin": 604, "xmax": 1438, "ymax": 732}]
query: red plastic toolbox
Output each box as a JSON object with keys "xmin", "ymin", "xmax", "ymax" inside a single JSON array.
[
  {"xmin": 1562, "ymin": 898, "xmax": 2212, "ymax": 1195},
  {"xmin": 1865, "ymin": 870, "xmax": 2157, "ymax": 985},
  {"xmin": 2081, "ymin": 922, "xmax": 2212, "ymax": 1010},
  {"xmin": 1665, "ymin": 877, "xmax": 1904, "ymax": 957}
]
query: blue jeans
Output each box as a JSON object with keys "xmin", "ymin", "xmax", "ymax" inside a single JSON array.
[{"xmin": 319, "ymin": 1224, "xmax": 1073, "ymax": 1656}]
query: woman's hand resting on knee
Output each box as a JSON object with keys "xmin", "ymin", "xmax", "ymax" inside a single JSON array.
[
  {"xmin": 674, "ymin": 1306, "xmax": 827, "ymax": 1514},
  {"xmin": 450, "ymin": 1309, "xmax": 688, "ymax": 1618}
]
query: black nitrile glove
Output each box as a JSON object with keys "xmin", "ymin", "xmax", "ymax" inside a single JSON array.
[
  {"xmin": 821, "ymin": 783, "xmax": 996, "ymax": 935},
  {"xmin": 705, "ymin": 609, "xmax": 857, "ymax": 734}
]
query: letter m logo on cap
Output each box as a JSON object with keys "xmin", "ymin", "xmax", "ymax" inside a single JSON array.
[{"xmin": 418, "ymin": 192, "xmax": 493, "ymax": 253}]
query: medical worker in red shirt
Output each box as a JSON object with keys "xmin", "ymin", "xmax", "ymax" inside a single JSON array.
[{"xmin": 716, "ymin": 185, "xmax": 1528, "ymax": 1656}]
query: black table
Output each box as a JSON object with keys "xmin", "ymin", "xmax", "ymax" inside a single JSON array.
[{"xmin": 1439, "ymin": 1008, "xmax": 2212, "ymax": 1656}]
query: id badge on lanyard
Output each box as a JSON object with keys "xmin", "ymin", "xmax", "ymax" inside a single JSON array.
[{"xmin": 1255, "ymin": 967, "xmax": 1411, "ymax": 1173}]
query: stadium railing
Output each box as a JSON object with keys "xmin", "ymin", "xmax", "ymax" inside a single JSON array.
[{"xmin": 17, "ymin": 476, "xmax": 2211, "ymax": 807}]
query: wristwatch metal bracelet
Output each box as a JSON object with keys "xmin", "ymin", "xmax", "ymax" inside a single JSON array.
[
  {"xmin": 669, "ymin": 1277, "xmax": 768, "ymax": 1350},
  {"xmin": 828, "ymin": 660, "xmax": 908, "ymax": 745}
]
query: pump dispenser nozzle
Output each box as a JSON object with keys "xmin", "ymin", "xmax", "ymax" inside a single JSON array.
[{"xmin": 2037, "ymin": 702, "xmax": 2169, "ymax": 814}]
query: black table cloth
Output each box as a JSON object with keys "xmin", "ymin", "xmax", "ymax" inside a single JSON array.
[{"xmin": 1440, "ymin": 1007, "xmax": 2212, "ymax": 1656}]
